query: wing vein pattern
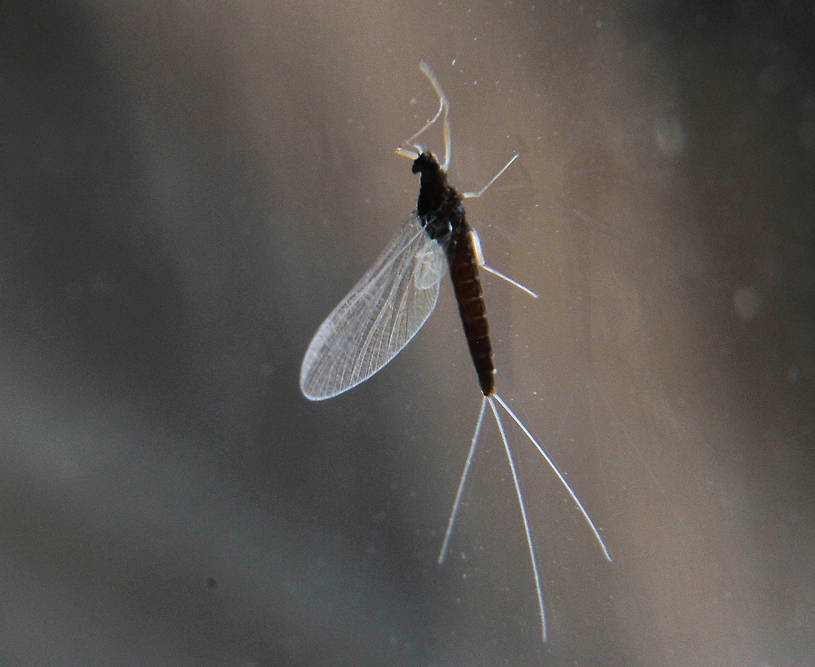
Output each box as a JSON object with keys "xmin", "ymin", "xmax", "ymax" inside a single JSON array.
[{"xmin": 300, "ymin": 215, "xmax": 446, "ymax": 400}]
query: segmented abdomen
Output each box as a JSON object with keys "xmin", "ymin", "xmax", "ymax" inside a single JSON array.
[{"xmin": 446, "ymin": 222, "xmax": 494, "ymax": 396}]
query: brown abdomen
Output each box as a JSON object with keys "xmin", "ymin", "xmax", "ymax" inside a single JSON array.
[{"xmin": 447, "ymin": 223, "xmax": 494, "ymax": 396}]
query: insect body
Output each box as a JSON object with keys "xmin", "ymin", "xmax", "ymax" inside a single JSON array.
[
  {"xmin": 300, "ymin": 62, "xmax": 611, "ymax": 642},
  {"xmin": 412, "ymin": 151, "xmax": 494, "ymax": 395}
]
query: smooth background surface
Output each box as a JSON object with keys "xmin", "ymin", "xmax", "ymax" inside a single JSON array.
[{"xmin": 2, "ymin": 1, "xmax": 814, "ymax": 664}]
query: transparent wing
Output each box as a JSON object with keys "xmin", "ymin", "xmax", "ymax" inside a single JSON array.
[{"xmin": 300, "ymin": 215, "xmax": 446, "ymax": 401}]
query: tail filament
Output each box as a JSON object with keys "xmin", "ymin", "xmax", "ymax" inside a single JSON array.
[{"xmin": 438, "ymin": 393, "xmax": 613, "ymax": 643}]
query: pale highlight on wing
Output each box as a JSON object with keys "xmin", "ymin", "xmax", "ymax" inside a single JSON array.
[{"xmin": 300, "ymin": 216, "xmax": 445, "ymax": 401}]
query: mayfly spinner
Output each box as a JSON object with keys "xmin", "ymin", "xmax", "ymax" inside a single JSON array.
[{"xmin": 299, "ymin": 61, "xmax": 612, "ymax": 642}]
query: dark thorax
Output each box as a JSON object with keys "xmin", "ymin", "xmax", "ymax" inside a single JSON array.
[{"xmin": 412, "ymin": 153, "xmax": 466, "ymax": 243}]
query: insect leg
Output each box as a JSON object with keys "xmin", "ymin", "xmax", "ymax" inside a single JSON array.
[
  {"xmin": 438, "ymin": 395, "xmax": 487, "ymax": 565},
  {"xmin": 462, "ymin": 153, "xmax": 519, "ymax": 199},
  {"xmin": 460, "ymin": 153, "xmax": 539, "ymax": 298},
  {"xmin": 418, "ymin": 60, "xmax": 451, "ymax": 171},
  {"xmin": 396, "ymin": 61, "xmax": 451, "ymax": 167},
  {"xmin": 469, "ymin": 229, "xmax": 539, "ymax": 299}
]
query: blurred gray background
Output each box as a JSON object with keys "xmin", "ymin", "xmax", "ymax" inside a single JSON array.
[{"xmin": 2, "ymin": 1, "xmax": 814, "ymax": 664}]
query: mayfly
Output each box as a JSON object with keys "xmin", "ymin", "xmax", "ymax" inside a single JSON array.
[{"xmin": 299, "ymin": 61, "xmax": 612, "ymax": 642}]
